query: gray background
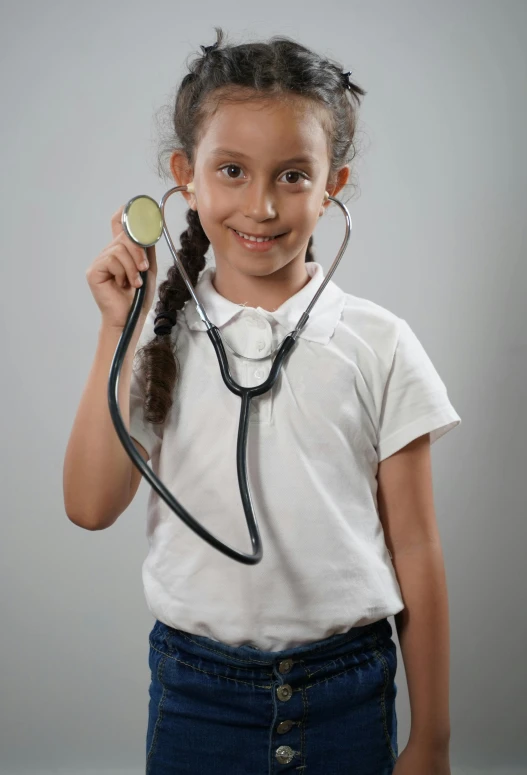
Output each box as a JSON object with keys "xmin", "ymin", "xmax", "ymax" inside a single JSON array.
[{"xmin": 1, "ymin": 0, "xmax": 525, "ymax": 772}]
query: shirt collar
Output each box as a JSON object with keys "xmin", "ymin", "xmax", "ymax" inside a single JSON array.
[{"xmin": 183, "ymin": 261, "xmax": 346, "ymax": 345}]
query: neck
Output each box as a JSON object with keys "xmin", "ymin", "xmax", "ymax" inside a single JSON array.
[{"xmin": 212, "ymin": 257, "xmax": 312, "ymax": 312}]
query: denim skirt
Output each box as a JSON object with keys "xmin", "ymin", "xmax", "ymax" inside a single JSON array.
[{"xmin": 146, "ymin": 616, "xmax": 398, "ymax": 774}]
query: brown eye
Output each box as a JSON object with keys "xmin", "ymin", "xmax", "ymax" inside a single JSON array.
[
  {"xmin": 280, "ymin": 170, "xmax": 309, "ymax": 185},
  {"xmin": 221, "ymin": 164, "xmax": 243, "ymax": 179}
]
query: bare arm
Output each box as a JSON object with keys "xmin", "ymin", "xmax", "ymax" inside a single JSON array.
[
  {"xmin": 377, "ymin": 433, "xmax": 451, "ymax": 752},
  {"xmin": 63, "ymin": 323, "xmax": 149, "ymax": 531}
]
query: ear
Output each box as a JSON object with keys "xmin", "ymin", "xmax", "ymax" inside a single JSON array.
[
  {"xmin": 323, "ymin": 165, "xmax": 350, "ymax": 210},
  {"xmin": 169, "ymin": 150, "xmax": 197, "ymax": 210}
]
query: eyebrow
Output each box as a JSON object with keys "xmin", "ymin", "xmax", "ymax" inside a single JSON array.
[{"xmin": 209, "ymin": 148, "xmax": 318, "ymax": 167}]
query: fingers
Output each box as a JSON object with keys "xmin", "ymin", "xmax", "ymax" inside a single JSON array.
[
  {"xmin": 111, "ymin": 205, "xmax": 125, "ymax": 239},
  {"xmin": 104, "ymin": 243, "xmax": 146, "ymax": 289}
]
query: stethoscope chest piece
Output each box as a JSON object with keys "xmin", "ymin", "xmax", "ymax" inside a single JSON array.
[{"xmin": 122, "ymin": 195, "xmax": 164, "ymax": 247}]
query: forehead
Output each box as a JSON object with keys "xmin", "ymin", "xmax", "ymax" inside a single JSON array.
[{"xmin": 196, "ymin": 93, "xmax": 329, "ymax": 163}]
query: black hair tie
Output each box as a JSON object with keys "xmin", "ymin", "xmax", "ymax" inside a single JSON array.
[
  {"xmin": 154, "ymin": 310, "xmax": 177, "ymax": 336},
  {"xmin": 200, "ymin": 42, "xmax": 219, "ymax": 56},
  {"xmin": 341, "ymin": 70, "xmax": 353, "ymax": 90}
]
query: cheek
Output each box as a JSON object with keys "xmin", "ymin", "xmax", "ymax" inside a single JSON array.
[
  {"xmin": 194, "ymin": 180, "xmax": 223, "ymax": 218},
  {"xmin": 293, "ymin": 201, "xmax": 321, "ymax": 233},
  {"xmin": 195, "ymin": 200, "xmax": 229, "ymax": 233}
]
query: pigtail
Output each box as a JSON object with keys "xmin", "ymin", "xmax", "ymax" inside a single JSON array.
[{"xmin": 136, "ymin": 208, "xmax": 210, "ymax": 425}]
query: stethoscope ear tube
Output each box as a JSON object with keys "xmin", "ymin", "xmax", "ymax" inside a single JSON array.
[
  {"xmin": 110, "ymin": 187, "xmax": 351, "ymax": 565},
  {"xmin": 108, "ymin": 263, "xmax": 266, "ymax": 564}
]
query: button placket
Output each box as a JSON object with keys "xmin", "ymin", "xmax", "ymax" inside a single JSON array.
[
  {"xmin": 250, "ymin": 315, "xmax": 271, "ymax": 363},
  {"xmin": 250, "ymin": 359, "xmax": 272, "ymax": 424},
  {"xmin": 241, "ymin": 316, "xmax": 274, "ymax": 424},
  {"xmin": 271, "ymin": 658, "xmax": 303, "ymax": 768}
]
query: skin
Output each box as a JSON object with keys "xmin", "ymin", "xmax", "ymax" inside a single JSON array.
[{"xmin": 169, "ymin": 91, "xmax": 350, "ymax": 312}]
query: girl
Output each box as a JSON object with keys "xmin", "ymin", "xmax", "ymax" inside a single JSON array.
[{"xmin": 64, "ymin": 28, "xmax": 461, "ymax": 775}]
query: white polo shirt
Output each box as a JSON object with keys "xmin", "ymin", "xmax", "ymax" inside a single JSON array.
[{"xmin": 129, "ymin": 261, "xmax": 461, "ymax": 651}]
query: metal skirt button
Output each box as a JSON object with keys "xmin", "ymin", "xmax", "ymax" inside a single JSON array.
[
  {"xmin": 275, "ymin": 745, "xmax": 295, "ymax": 764},
  {"xmin": 277, "ymin": 719, "xmax": 295, "ymax": 734},
  {"xmin": 278, "ymin": 659, "xmax": 293, "ymax": 674},
  {"xmin": 276, "ymin": 684, "xmax": 293, "ymax": 701}
]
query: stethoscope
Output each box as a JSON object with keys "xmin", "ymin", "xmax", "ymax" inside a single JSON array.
[{"xmin": 108, "ymin": 183, "xmax": 352, "ymax": 565}]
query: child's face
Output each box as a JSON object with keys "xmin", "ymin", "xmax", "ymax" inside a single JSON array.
[{"xmin": 175, "ymin": 94, "xmax": 336, "ymax": 285}]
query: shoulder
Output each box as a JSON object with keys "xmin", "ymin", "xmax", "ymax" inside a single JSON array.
[
  {"xmin": 335, "ymin": 287, "xmax": 403, "ymax": 366},
  {"xmin": 336, "ymin": 292, "xmax": 441, "ymax": 396},
  {"xmin": 340, "ymin": 289, "xmax": 400, "ymax": 331}
]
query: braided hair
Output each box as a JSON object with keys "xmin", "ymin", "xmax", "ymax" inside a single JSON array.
[{"xmin": 137, "ymin": 27, "xmax": 366, "ymax": 425}]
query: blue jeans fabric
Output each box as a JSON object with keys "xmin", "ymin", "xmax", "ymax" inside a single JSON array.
[{"xmin": 146, "ymin": 616, "xmax": 398, "ymax": 774}]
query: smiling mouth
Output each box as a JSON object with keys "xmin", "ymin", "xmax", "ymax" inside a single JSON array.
[{"xmin": 230, "ymin": 227, "xmax": 287, "ymax": 241}]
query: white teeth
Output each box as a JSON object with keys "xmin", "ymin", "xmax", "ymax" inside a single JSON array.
[{"xmin": 235, "ymin": 230, "xmax": 275, "ymax": 242}]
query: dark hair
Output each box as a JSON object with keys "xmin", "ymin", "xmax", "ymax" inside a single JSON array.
[{"xmin": 135, "ymin": 27, "xmax": 366, "ymax": 425}]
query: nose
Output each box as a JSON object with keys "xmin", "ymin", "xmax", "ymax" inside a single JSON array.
[{"xmin": 241, "ymin": 181, "xmax": 277, "ymax": 222}]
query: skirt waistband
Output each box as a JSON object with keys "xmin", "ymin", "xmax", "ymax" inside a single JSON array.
[{"xmin": 150, "ymin": 617, "xmax": 393, "ymax": 669}]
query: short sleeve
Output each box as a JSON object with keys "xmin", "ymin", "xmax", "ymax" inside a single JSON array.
[
  {"xmin": 376, "ymin": 318, "xmax": 462, "ymax": 462},
  {"xmin": 128, "ymin": 309, "xmax": 163, "ymax": 459}
]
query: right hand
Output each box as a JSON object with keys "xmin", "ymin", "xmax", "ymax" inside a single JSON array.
[{"xmin": 86, "ymin": 204, "xmax": 158, "ymax": 331}]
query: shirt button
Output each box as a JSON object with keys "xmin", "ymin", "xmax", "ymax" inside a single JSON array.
[
  {"xmin": 254, "ymin": 368, "xmax": 265, "ymax": 379},
  {"xmin": 276, "ymin": 745, "xmax": 295, "ymax": 764},
  {"xmin": 278, "ymin": 659, "xmax": 293, "ymax": 674},
  {"xmin": 277, "ymin": 720, "xmax": 295, "ymax": 734},
  {"xmin": 276, "ymin": 684, "xmax": 293, "ymax": 702},
  {"xmin": 257, "ymin": 319, "xmax": 266, "ymax": 329},
  {"xmin": 256, "ymin": 340, "xmax": 265, "ymax": 351}
]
